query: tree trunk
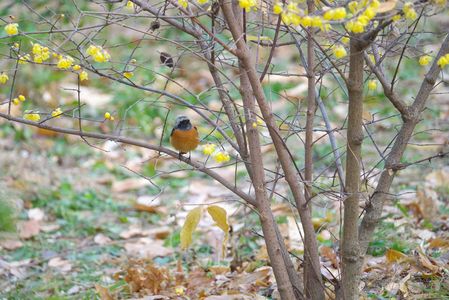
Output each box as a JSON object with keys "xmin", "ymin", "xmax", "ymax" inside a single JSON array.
[{"xmin": 341, "ymin": 38, "xmax": 364, "ymax": 300}]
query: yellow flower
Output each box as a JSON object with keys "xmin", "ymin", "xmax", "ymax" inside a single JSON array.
[
  {"xmin": 123, "ymin": 71, "xmax": 133, "ymax": 79},
  {"xmin": 239, "ymin": 0, "xmax": 257, "ymax": 12},
  {"xmin": 334, "ymin": 7, "xmax": 347, "ymax": 20},
  {"xmin": 18, "ymin": 94, "xmax": 25, "ymax": 101},
  {"xmin": 392, "ymin": 14, "xmax": 402, "ymax": 22},
  {"xmin": 203, "ymin": 143, "xmax": 216, "ymax": 155},
  {"xmin": 0, "ymin": 73, "xmax": 9, "ymax": 84},
  {"xmin": 311, "ymin": 16, "xmax": 323, "ymax": 28},
  {"xmin": 18, "ymin": 54, "xmax": 30, "ymax": 64},
  {"xmin": 341, "ymin": 36, "xmax": 350, "ymax": 44},
  {"xmin": 104, "ymin": 112, "xmax": 114, "ymax": 121},
  {"xmin": 86, "ymin": 45, "xmax": 111, "ymax": 63},
  {"xmin": 178, "ymin": 0, "xmax": 188, "ymax": 8},
  {"xmin": 57, "ymin": 56, "xmax": 74, "ymax": 70},
  {"xmin": 370, "ymin": 0, "xmax": 380, "ymax": 8},
  {"xmin": 301, "ymin": 16, "xmax": 312, "ymax": 27},
  {"xmin": 437, "ymin": 54, "xmax": 449, "ymax": 68},
  {"xmin": 403, "ymin": 3, "xmax": 416, "ymax": 20},
  {"xmin": 31, "ymin": 43, "xmax": 50, "ymax": 63},
  {"xmin": 214, "ymin": 151, "xmax": 230, "ymax": 163},
  {"xmin": 273, "ymin": 2, "xmax": 283, "ymax": 14},
  {"xmin": 363, "ymin": 7, "xmax": 376, "ymax": 19},
  {"xmin": 323, "ymin": 9, "xmax": 335, "ymax": 21},
  {"xmin": 12, "ymin": 42, "xmax": 19, "ymax": 49},
  {"xmin": 12, "ymin": 98, "xmax": 19, "ymax": 105},
  {"xmin": 198, "ymin": 0, "xmax": 209, "ymax": 3},
  {"xmin": 419, "ymin": 55, "xmax": 432, "ymax": 66},
  {"xmin": 79, "ymin": 71, "xmax": 88, "ymax": 81},
  {"xmin": 24, "ymin": 112, "xmax": 41, "ymax": 122},
  {"xmin": 333, "ymin": 45, "xmax": 347, "ymax": 59},
  {"xmin": 4, "ymin": 23, "xmax": 19, "ymax": 36},
  {"xmin": 51, "ymin": 107, "xmax": 63, "ymax": 118},
  {"xmin": 126, "ymin": 1, "xmax": 134, "ymax": 9},
  {"xmin": 73, "ymin": 64, "xmax": 81, "ymax": 71},
  {"xmin": 368, "ymin": 80, "xmax": 377, "ymax": 90}
]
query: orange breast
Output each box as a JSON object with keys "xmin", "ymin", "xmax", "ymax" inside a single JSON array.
[{"xmin": 170, "ymin": 128, "xmax": 199, "ymax": 153}]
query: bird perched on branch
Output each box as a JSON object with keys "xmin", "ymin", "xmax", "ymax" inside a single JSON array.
[{"xmin": 170, "ymin": 115, "xmax": 199, "ymax": 159}]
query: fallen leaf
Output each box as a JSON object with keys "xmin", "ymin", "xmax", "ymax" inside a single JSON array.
[
  {"xmin": 385, "ymin": 248, "xmax": 407, "ymax": 263},
  {"xmin": 320, "ymin": 246, "xmax": 338, "ymax": 267},
  {"xmin": 0, "ymin": 239, "xmax": 23, "ymax": 250},
  {"xmin": 95, "ymin": 284, "xmax": 114, "ymax": 300},
  {"xmin": 48, "ymin": 257, "xmax": 72, "ymax": 273},
  {"xmin": 120, "ymin": 225, "xmax": 145, "ymax": 239},
  {"xmin": 428, "ymin": 238, "xmax": 449, "ymax": 249},
  {"xmin": 40, "ymin": 223, "xmax": 60, "ymax": 232},
  {"xmin": 18, "ymin": 220, "xmax": 40, "ymax": 239},
  {"xmin": 112, "ymin": 178, "xmax": 151, "ymax": 193},
  {"xmin": 377, "ymin": 0, "xmax": 397, "ymax": 13},
  {"xmin": 416, "ymin": 187, "xmax": 438, "ymax": 220},
  {"xmin": 418, "ymin": 250, "xmax": 440, "ymax": 273},
  {"xmin": 124, "ymin": 238, "xmax": 173, "ymax": 258},
  {"xmin": 94, "ymin": 233, "xmax": 112, "ymax": 245}
]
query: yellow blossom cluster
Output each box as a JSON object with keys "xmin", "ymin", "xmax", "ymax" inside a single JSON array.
[
  {"xmin": 239, "ymin": 0, "xmax": 258, "ymax": 12},
  {"xmin": 368, "ymin": 80, "xmax": 377, "ymax": 90},
  {"xmin": 12, "ymin": 94, "xmax": 26, "ymax": 105},
  {"xmin": 419, "ymin": 55, "xmax": 432, "ymax": 66},
  {"xmin": 437, "ymin": 54, "xmax": 449, "ymax": 68},
  {"xmin": 214, "ymin": 151, "xmax": 231, "ymax": 163},
  {"xmin": 52, "ymin": 107, "xmax": 63, "ymax": 118},
  {"xmin": 178, "ymin": 0, "xmax": 188, "ymax": 8},
  {"xmin": 123, "ymin": 71, "xmax": 133, "ymax": 79},
  {"xmin": 323, "ymin": 7, "xmax": 347, "ymax": 21},
  {"xmin": 24, "ymin": 111, "xmax": 41, "ymax": 122},
  {"xmin": 57, "ymin": 55, "xmax": 74, "ymax": 70},
  {"xmin": 4, "ymin": 23, "xmax": 19, "ymax": 36},
  {"xmin": 104, "ymin": 112, "xmax": 114, "ymax": 121},
  {"xmin": 333, "ymin": 45, "xmax": 347, "ymax": 59},
  {"xmin": 80, "ymin": 70, "xmax": 89, "ymax": 81},
  {"xmin": 345, "ymin": 0, "xmax": 379, "ymax": 34},
  {"xmin": 18, "ymin": 54, "xmax": 31, "ymax": 64},
  {"xmin": 202, "ymin": 143, "xmax": 216, "ymax": 156},
  {"xmin": 403, "ymin": 2, "xmax": 417, "ymax": 20},
  {"xmin": 0, "ymin": 72, "xmax": 8, "ymax": 84},
  {"xmin": 31, "ymin": 43, "xmax": 50, "ymax": 64},
  {"xmin": 201, "ymin": 144, "xmax": 231, "ymax": 163},
  {"xmin": 86, "ymin": 45, "xmax": 111, "ymax": 63}
]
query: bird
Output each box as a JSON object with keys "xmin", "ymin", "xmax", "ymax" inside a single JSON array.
[{"xmin": 170, "ymin": 115, "xmax": 199, "ymax": 159}]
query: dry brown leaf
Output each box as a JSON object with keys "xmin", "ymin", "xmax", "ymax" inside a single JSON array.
[
  {"xmin": 133, "ymin": 203, "xmax": 159, "ymax": 213},
  {"xmin": 0, "ymin": 239, "xmax": 23, "ymax": 250},
  {"xmin": 48, "ymin": 257, "xmax": 72, "ymax": 273},
  {"xmin": 124, "ymin": 238, "xmax": 173, "ymax": 258},
  {"xmin": 209, "ymin": 265, "xmax": 230, "ymax": 275},
  {"xmin": 428, "ymin": 238, "xmax": 449, "ymax": 249},
  {"xmin": 377, "ymin": 0, "xmax": 398, "ymax": 13},
  {"xmin": 385, "ymin": 248, "xmax": 407, "ymax": 263},
  {"xmin": 95, "ymin": 284, "xmax": 114, "ymax": 300},
  {"xmin": 425, "ymin": 169, "xmax": 449, "ymax": 188},
  {"xmin": 18, "ymin": 220, "xmax": 40, "ymax": 239},
  {"xmin": 320, "ymin": 246, "xmax": 338, "ymax": 267},
  {"xmin": 112, "ymin": 178, "xmax": 151, "ymax": 193},
  {"xmin": 94, "ymin": 233, "xmax": 112, "ymax": 245},
  {"xmin": 120, "ymin": 225, "xmax": 145, "ymax": 239},
  {"xmin": 416, "ymin": 187, "xmax": 438, "ymax": 220},
  {"xmin": 418, "ymin": 250, "xmax": 440, "ymax": 273}
]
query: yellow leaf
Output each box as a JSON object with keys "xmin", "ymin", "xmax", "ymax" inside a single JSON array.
[
  {"xmin": 180, "ymin": 207, "xmax": 202, "ymax": 249},
  {"xmin": 207, "ymin": 205, "xmax": 229, "ymax": 233},
  {"xmin": 207, "ymin": 205, "xmax": 229, "ymax": 258},
  {"xmin": 385, "ymin": 248, "xmax": 407, "ymax": 263},
  {"xmin": 377, "ymin": 0, "xmax": 397, "ymax": 13}
]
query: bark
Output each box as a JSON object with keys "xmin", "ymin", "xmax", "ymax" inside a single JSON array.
[
  {"xmin": 303, "ymin": 0, "xmax": 317, "ymax": 296},
  {"xmin": 341, "ymin": 38, "xmax": 365, "ymax": 300},
  {"xmin": 220, "ymin": 2, "xmax": 324, "ymax": 299},
  {"xmin": 239, "ymin": 63, "xmax": 297, "ymax": 300}
]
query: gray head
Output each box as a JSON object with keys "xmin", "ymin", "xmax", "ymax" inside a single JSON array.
[{"xmin": 174, "ymin": 115, "xmax": 192, "ymax": 130}]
